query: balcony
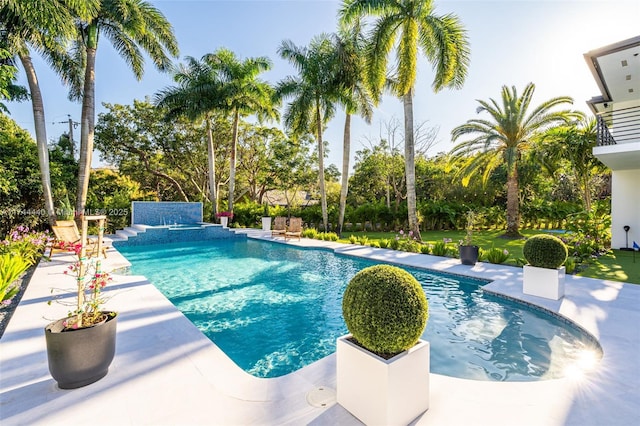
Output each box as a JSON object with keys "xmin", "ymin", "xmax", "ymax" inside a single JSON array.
[{"xmin": 593, "ymin": 104, "xmax": 640, "ymax": 171}]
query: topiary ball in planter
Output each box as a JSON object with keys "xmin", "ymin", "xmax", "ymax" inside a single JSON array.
[
  {"xmin": 523, "ymin": 234, "xmax": 568, "ymax": 269},
  {"xmin": 342, "ymin": 265, "xmax": 428, "ymax": 355}
]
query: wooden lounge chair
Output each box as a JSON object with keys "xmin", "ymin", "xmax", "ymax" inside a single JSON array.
[
  {"xmin": 271, "ymin": 216, "xmax": 287, "ymax": 238},
  {"xmin": 284, "ymin": 217, "xmax": 302, "ymax": 241},
  {"xmin": 47, "ymin": 221, "xmax": 108, "ymax": 259}
]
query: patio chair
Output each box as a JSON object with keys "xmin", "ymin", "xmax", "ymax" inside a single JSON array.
[
  {"xmin": 271, "ymin": 216, "xmax": 287, "ymax": 238},
  {"xmin": 284, "ymin": 217, "xmax": 302, "ymax": 241},
  {"xmin": 47, "ymin": 221, "xmax": 108, "ymax": 259}
]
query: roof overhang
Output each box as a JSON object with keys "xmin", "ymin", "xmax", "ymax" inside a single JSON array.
[{"xmin": 584, "ymin": 36, "xmax": 640, "ymax": 114}]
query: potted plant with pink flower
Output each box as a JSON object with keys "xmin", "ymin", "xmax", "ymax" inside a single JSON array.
[
  {"xmin": 45, "ymin": 242, "xmax": 117, "ymax": 389},
  {"xmin": 215, "ymin": 211, "xmax": 233, "ymax": 227}
]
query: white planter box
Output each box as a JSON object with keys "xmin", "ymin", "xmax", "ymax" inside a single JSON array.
[
  {"xmin": 261, "ymin": 217, "xmax": 272, "ymax": 231},
  {"xmin": 220, "ymin": 216, "xmax": 228, "ymax": 228},
  {"xmin": 336, "ymin": 334, "xmax": 429, "ymax": 426},
  {"xmin": 523, "ymin": 265, "xmax": 565, "ymax": 300}
]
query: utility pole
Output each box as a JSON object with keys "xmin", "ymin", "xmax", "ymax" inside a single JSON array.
[{"xmin": 55, "ymin": 114, "xmax": 79, "ymax": 159}]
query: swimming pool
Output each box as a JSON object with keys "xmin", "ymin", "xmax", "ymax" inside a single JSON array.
[{"xmin": 117, "ymin": 239, "xmax": 601, "ymax": 381}]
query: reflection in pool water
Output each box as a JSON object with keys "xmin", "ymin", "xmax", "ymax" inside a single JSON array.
[{"xmin": 118, "ymin": 239, "xmax": 602, "ymax": 380}]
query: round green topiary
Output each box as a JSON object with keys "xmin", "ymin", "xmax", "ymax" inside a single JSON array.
[
  {"xmin": 523, "ymin": 234, "xmax": 568, "ymax": 269},
  {"xmin": 342, "ymin": 265, "xmax": 428, "ymax": 355}
]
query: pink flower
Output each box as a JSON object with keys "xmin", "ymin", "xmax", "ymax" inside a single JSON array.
[{"xmin": 399, "ymin": 230, "xmax": 404, "ymax": 235}]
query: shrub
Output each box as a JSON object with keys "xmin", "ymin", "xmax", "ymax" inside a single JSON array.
[
  {"xmin": 342, "ymin": 265, "xmax": 428, "ymax": 355},
  {"xmin": 378, "ymin": 239, "xmax": 391, "ymax": 249},
  {"xmin": 564, "ymin": 256, "xmax": 577, "ymax": 274},
  {"xmin": 420, "ymin": 244, "xmax": 431, "ymax": 254},
  {"xmin": 369, "ymin": 241, "xmax": 380, "ymax": 248},
  {"xmin": 523, "ymin": 234, "xmax": 568, "ymax": 269},
  {"xmin": 431, "ymin": 241, "xmax": 447, "ymax": 256},
  {"xmin": 301, "ymin": 228, "xmax": 318, "ymax": 239},
  {"xmin": 485, "ymin": 247, "xmax": 510, "ymax": 264},
  {"xmin": 357, "ymin": 235, "xmax": 369, "ymax": 246},
  {"xmin": 0, "ymin": 254, "xmax": 30, "ymax": 303},
  {"xmin": 349, "ymin": 235, "xmax": 357, "ymax": 244},
  {"xmin": 321, "ymin": 232, "xmax": 339, "ymax": 241}
]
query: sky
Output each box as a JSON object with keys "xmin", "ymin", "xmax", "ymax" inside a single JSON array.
[{"xmin": 6, "ymin": 0, "xmax": 640, "ymax": 171}]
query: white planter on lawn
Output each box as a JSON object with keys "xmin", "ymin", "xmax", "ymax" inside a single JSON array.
[
  {"xmin": 261, "ymin": 217, "xmax": 272, "ymax": 231},
  {"xmin": 336, "ymin": 334, "xmax": 430, "ymax": 426},
  {"xmin": 523, "ymin": 265, "xmax": 565, "ymax": 300}
]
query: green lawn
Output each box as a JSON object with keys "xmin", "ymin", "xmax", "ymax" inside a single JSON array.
[{"xmin": 337, "ymin": 229, "xmax": 639, "ymax": 285}]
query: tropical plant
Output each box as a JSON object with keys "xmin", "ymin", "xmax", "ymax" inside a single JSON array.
[
  {"xmin": 154, "ymin": 55, "xmax": 227, "ymax": 215},
  {"xmin": 71, "ymin": 0, "xmax": 179, "ymax": 217},
  {"xmin": 450, "ymin": 83, "xmax": 577, "ymax": 237},
  {"xmin": 1, "ymin": 225, "xmax": 51, "ymax": 265},
  {"xmin": 332, "ymin": 20, "xmax": 374, "ymax": 235},
  {"xmin": 0, "ymin": 254, "xmax": 29, "ymax": 304},
  {"xmin": 539, "ymin": 117, "xmax": 603, "ymax": 210},
  {"xmin": 277, "ymin": 34, "xmax": 338, "ymax": 232},
  {"xmin": 0, "ymin": 47, "xmax": 27, "ymax": 112},
  {"xmin": 485, "ymin": 247, "xmax": 510, "ymax": 264},
  {"xmin": 340, "ymin": 0, "xmax": 471, "ymax": 239},
  {"xmin": 203, "ymin": 48, "xmax": 278, "ymax": 212},
  {"xmin": 342, "ymin": 264, "xmax": 428, "ymax": 355}
]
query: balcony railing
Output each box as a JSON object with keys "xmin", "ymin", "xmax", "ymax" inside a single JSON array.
[{"xmin": 596, "ymin": 105, "xmax": 640, "ymax": 146}]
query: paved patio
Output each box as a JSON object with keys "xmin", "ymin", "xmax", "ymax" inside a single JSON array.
[{"xmin": 1, "ymin": 233, "xmax": 638, "ymax": 425}]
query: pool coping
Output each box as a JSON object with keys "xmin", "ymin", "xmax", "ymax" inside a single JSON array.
[{"xmin": 1, "ymin": 232, "xmax": 638, "ymax": 425}]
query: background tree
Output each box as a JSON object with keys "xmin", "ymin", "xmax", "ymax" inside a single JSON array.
[
  {"xmin": 0, "ymin": 0, "xmax": 96, "ymax": 224},
  {"xmin": 277, "ymin": 35, "xmax": 338, "ymax": 231},
  {"xmin": 94, "ymin": 100, "xmax": 231, "ymax": 211},
  {"xmin": 155, "ymin": 55, "xmax": 226, "ymax": 216},
  {"xmin": 450, "ymin": 83, "xmax": 577, "ymax": 237},
  {"xmin": 71, "ymin": 0, "xmax": 178, "ymax": 217},
  {"xmin": 332, "ymin": 20, "xmax": 373, "ymax": 235},
  {"xmin": 236, "ymin": 125, "xmax": 288, "ymax": 203},
  {"xmin": 205, "ymin": 48, "xmax": 278, "ymax": 212},
  {"xmin": 538, "ymin": 117, "xmax": 603, "ymax": 211},
  {"xmin": 340, "ymin": 0, "xmax": 470, "ymax": 239}
]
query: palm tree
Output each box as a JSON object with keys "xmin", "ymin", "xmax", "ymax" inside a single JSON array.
[
  {"xmin": 154, "ymin": 56, "xmax": 226, "ymax": 216},
  {"xmin": 277, "ymin": 35, "xmax": 338, "ymax": 231},
  {"xmin": 72, "ymin": 0, "xmax": 179, "ymax": 216},
  {"xmin": 332, "ymin": 20, "xmax": 374, "ymax": 236},
  {"xmin": 0, "ymin": 0, "xmax": 96, "ymax": 225},
  {"xmin": 450, "ymin": 83, "xmax": 578, "ymax": 237},
  {"xmin": 340, "ymin": 0, "xmax": 471, "ymax": 239},
  {"xmin": 204, "ymin": 49, "xmax": 277, "ymax": 212}
]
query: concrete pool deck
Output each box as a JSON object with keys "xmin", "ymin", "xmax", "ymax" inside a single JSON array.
[{"xmin": 1, "ymin": 233, "xmax": 638, "ymax": 425}]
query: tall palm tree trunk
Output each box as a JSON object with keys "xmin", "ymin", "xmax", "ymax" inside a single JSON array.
[
  {"xmin": 505, "ymin": 168, "xmax": 521, "ymax": 237},
  {"xmin": 228, "ymin": 110, "xmax": 239, "ymax": 212},
  {"xmin": 338, "ymin": 113, "xmax": 351, "ymax": 236},
  {"xmin": 205, "ymin": 117, "xmax": 218, "ymax": 217},
  {"xmin": 76, "ymin": 45, "xmax": 97, "ymax": 217},
  {"xmin": 403, "ymin": 90, "xmax": 420, "ymax": 239},
  {"xmin": 316, "ymin": 103, "xmax": 328, "ymax": 231},
  {"xmin": 19, "ymin": 53, "xmax": 56, "ymax": 225}
]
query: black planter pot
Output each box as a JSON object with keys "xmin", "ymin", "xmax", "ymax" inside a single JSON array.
[
  {"xmin": 459, "ymin": 245, "xmax": 479, "ymax": 266},
  {"xmin": 45, "ymin": 311, "xmax": 117, "ymax": 389}
]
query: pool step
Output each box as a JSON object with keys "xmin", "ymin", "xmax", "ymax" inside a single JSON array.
[
  {"xmin": 115, "ymin": 227, "xmax": 144, "ymax": 240},
  {"xmin": 112, "ymin": 223, "xmax": 245, "ymax": 246}
]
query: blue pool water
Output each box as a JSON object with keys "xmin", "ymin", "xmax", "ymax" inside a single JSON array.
[{"xmin": 118, "ymin": 239, "xmax": 601, "ymax": 381}]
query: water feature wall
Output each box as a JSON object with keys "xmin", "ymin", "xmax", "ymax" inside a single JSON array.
[{"xmin": 131, "ymin": 201, "xmax": 202, "ymax": 226}]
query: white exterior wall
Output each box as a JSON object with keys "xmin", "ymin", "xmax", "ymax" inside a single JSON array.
[{"xmin": 611, "ymin": 169, "xmax": 640, "ymax": 249}]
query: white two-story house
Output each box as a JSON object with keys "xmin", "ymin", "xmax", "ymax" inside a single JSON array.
[{"xmin": 584, "ymin": 36, "xmax": 640, "ymax": 250}]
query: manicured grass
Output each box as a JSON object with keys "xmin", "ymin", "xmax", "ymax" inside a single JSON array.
[{"xmin": 338, "ymin": 229, "xmax": 639, "ymax": 285}]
